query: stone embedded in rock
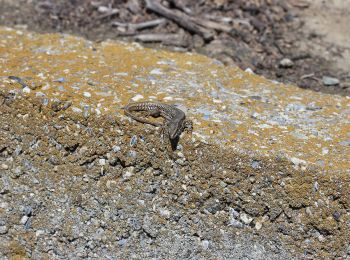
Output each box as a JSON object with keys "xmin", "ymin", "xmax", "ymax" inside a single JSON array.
[
  {"xmin": 279, "ymin": 58, "xmax": 294, "ymax": 68},
  {"xmin": 322, "ymin": 76, "xmax": 340, "ymax": 86},
  {"xmin": 240, "ymin": 213, "xmax": 253, "ymax": 225}
]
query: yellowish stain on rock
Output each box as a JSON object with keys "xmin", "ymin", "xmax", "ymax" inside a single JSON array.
[{"xmin": 0, "ymin": 27, "xmax": 349, "ymax": 173}]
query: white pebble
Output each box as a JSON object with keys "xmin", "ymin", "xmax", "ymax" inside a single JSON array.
[
  {"xmin": 0, "ymin": 202, "xmax": 9, "ymax": 209},
  {"xmin": 36, "ymin": 230, "xmax": 45, "ymax": 237},
  {"xmin": 245, "ymin": 68, "xmax": 254, "ymax": 74},
  {"xmin": 99, "ymin": 159, "xmax": 106, "ymax": 166},
  {"xmin": 131, "ymin": 94, "xmax": 144, "ymax": 101},
  {"xmin": 71, "ymin": 107, "xmax": 83, "ymax": 113},
  {"xmin": 279, "ymin": 58, "xmax": 294, "ymax": 68},
  {"xmin": 1, "ymin": 163, "xmax": 9, "ymax": 170},
  {"xmin": 159, "ymin": 209, "xmax": 171, "ymax": 219},
  {"xmin": 150, "ymin": 68, "xmax": 163, "ymax": 75},
  {"xmin": 240, "ymin": 213, "xmax": 253, "ymax": 224},
  {"xmin": 255, "ymin": 221, "xmax": 263, "ymax": 230},
  {"xmin": 83, "ymin": 92, "xmax": 91, "ymax": 98},
  {"xmin": 20, "ymin": 216, "xmax": 29, "ymax": 225},
  {"xmin": 22, "ymin": 87, "xmax": 31, "ymax": 93},
  {"xmin": 202, "ymin": 240, "xmax": 209, "ymax": 250},
  {"xmin": 123, "ymin": 171, "xmax": 133, "ymax": 179}
]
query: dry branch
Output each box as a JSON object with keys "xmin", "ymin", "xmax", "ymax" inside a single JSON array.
[
  {"xmin": 112, "ymin": 18, "xmax": 166, "ymax": 32},
  {"xmin": 145, "ymin": 0, "xmax": 214, "ymax": 41},
  {"xmin": 190, "ymin": 18, "xmax": 232, "ymax": 33},
  {"xmin": 134, "ymin": 33, "xmax": 189, "ymax": 47}
]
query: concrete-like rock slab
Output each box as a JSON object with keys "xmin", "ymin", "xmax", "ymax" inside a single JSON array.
[
  {"xmin": 0, "ymin": 27, "xmax": 350, "ymax": 258},
  {"xmin": 0, "ymin": 27, "xmax": 348, "ymax": 174}
]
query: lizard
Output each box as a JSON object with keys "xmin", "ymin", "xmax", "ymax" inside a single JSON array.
[{"xmin": 123, "ymin": 101, "xmax": 192, "ymax": 141}]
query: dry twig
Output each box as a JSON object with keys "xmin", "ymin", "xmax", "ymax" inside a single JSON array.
[
  {"xmin": 134, "ymin": 33, "xmax": 189, "ymax": 47},
  {"xmin": 145, "ymin": 0, "xmax": 214, "ymax": 41},
  {"xmin": 112, "ymin": 18, "xmax": 166, "ymax": 32}
]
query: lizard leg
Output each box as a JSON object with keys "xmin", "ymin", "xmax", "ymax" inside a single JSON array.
[
  {"xmin": 146, "ymin": 109, "xmax": 161, "ymax": 118},
  {"xmin": 159, "ymin": 123, "xmax": 170, "ymax": 143},
  {"xmin": 183, "ymin": 119, "xmax": 193, "ymax": 133}
]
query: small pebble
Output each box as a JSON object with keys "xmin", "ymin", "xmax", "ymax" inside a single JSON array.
[
  {"xmin": 339, "ymin": 140, "xmax": 350, "ymax": 146},
  {"xmin": 0, "ymin": 202, "xmax": 9, "ymax": 209},
  {"xmin": 305, "ymin": 207, "xmax": 312, "ymax": 216},
  {"xmin": 230, "ymin": 208, "xmax": 240, "ymax": 218},
  {"xmin": 1, "ymin": 164, "xmax": 9, "ymax": 170},
  {"xmin": 251, "ymin": 160, "xmax": 260, "ymax": 169},
  {"xmin": 0, "ymin": 225, "xmax": 8, "ymax": 234},
  {"xmin": 333, "ymin": 211, "xmax": 341, "ymax": 222},
  {"xmin": 177, "ymin": 152, "xmax": 184, "ymax": 158},
  {"xmin": 99, "ymin": 159, "xmax": 106, "ymax": 166},
  {"xmin": 291, "ymin": 157, "xmax": 307, "ymax": 170},
  {"xmin": 240, "ymin": 213, "xmax": 253, "ymax": 225},
  {"xmin": 255, "ymin": 221, "xmax": 263, "ymax": 230},
  {"xmin": 318, "ymin": 234, "xmax": 326, "ymax": 242},
  {"xmin": 42, "ymin": 98, "xmax": 49, "ymax": 106},
  {"xmin": 315, "ymin": 159, "xmax": 325, "ymax": 168},
  {"xmin": 219, "ymin": 181, "xmax": 227, "ymax": 188},
  {"xmin": 72, "ymin": 107, "xmax": 83, "ymax": 113},
  {"xmin": 83, "ymin": 107, "xmax": 90, "ymax": 118},
  {"xmin": 123, "ymin": 167, "xmax": 134, "ymax": 179},
  {"xmin": 279, "ymin": 58, "xmax": 294, "ymax": 68},
  {"xmin": 112, "ymin": 145, "xmax": 121, "ymax": 153},
  {"xmin": 228, "ymin": 218, "xmax": 244, "ymax": 228},
  {"xmin": 159, "ymin": 209, "xmax": 171, "ymax": 219},
  {"xmin": 202, "ymin": 240, "xmax": 209, "ymax": 250},
  {"xmin": 322, "ymin": 148, "xmax": 329, "ymax": 155},
  {"xmin": 130, "ymin": 136, "xmax": 138, "ymax": 147},
  {"xmin": 245, "ymin": 68, "xmax": 254, "ymax": 74},
  {"xmin": 54, "ymin": 77, "xmax": 66, "ymax": 83},
  {"xmin": 22, "ymin": 86, "xmax": 31, "ymax": 93},
  {"xmin": 83, "ymin": 92, "xmax": 91, "ymax": 98},
  {"xmin": 322, "ymin": 76, "xmax": 339, "ymax": 86},
  {"xmin": 131, "ymin": 94, "xmax": 144, "ymax": 101},
  {"xmin": 118, "ymin": 238, "xmax": 128, "ymax": 246},
  {"xmin": 128, "ymin": 150, "xmax": 137, "ymax": 158},
  {"xmin": 20, "ymin": 215, "xmax": 29, "ymax": 225},
  {"xmin": 98, "ymin": 6, "xmax": 110, "ymax": 13},
  {"xmin": 106, "ymin": 180, "xmax": 117, "ymax": 189},
  {"xmin": 175, "ymin": 158, "xmax": 186, "ymax": 166},
  {"xmin": 150, "ymin": 68, "xmax": 163, "ymax": 75},
  {"xmin": 36, "ymin": 230, "xmax": 45, "ymax": 237}
]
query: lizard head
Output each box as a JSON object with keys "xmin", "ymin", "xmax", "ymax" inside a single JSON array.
[
  {"xmin": 168, "ymin": 120, "xmax": 184, "ymax": 140},
  {"xmin": 168, "ymin": 119, "xmax": 192, "ymax": 140}
]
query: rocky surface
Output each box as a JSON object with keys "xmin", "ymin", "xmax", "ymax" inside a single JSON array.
[{"xmin": 0, "ymin": 27, "xmax": 350, "ymax": 258}]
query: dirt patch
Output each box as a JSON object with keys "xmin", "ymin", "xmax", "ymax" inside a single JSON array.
[{"xmin": 0, "ymin": 0, "xmax": 349, "ymax": 96}]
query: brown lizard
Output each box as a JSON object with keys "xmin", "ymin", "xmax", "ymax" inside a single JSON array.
[{"xmin": 123, "ymin": 101, "xmax": 192, "ymax": 141}]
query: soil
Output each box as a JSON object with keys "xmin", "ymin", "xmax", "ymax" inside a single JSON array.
[{"xmin": 0, "ymin": 0, "xmax": 349, "ymax": 96}]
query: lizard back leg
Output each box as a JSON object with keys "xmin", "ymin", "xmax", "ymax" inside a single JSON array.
[{"xmin": 145, "ymin": 109, "xmax": 161, "ymax": 118}]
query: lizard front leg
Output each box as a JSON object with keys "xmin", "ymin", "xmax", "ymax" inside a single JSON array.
[
  {"xmin": 159, "ymin": 121, "xmax": 172, "ymax": 143},
  {"xmin": 183, "ymin": 119, "xmax": 193, "ymax": 133}
]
